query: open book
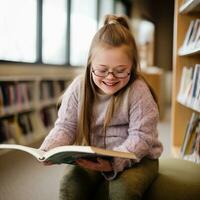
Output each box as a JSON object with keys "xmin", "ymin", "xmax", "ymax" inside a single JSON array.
[{"xmin": 0, "ymin": 144, "xmax": 137, "ymax": 164}]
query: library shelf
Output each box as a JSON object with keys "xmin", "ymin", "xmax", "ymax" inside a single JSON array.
[{"xmin": 172, "ymin": 0, "xmax": 200, "ymax": 160}]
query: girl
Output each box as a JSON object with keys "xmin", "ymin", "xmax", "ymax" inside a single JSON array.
[{"xmin": 40, "ymin": 15, "xmax": 163, "ymax": 200}]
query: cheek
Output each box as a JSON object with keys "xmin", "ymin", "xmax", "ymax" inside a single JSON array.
[
  {"xmin": 92, "ymin": 74, "xmax": 102, "ymax": 86},
  {"xmin": 120, "ymin": 77, "xmax": 130, "ymax": 87}
]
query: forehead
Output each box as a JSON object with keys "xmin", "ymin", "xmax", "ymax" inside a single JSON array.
[{"xmin": 92, "ymin": 45, "xmax": 132, "ymax": 65}]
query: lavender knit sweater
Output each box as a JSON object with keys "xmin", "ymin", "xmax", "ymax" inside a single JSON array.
[{"xmin": 40, "ymin": 75, "xmax": 163, "ymax": 179}]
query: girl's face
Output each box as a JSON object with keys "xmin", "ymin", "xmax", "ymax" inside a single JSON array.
[{"xmin": 91, "ymin": 45, "xmax": 132, "ymax": 95}]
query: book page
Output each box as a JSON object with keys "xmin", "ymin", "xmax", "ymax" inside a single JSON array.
[
  {"xmin": 43, "ymin": 145, "xmax": 136, "ymax": 164},
  {"xmin": 44, "ymin": 145, "xmax": 94, "ymax": 160},
  {"xmin": 0, "ymin": 144, "xmax": 45, "ymax": 160},
  {"xmin": 44, "ymin": 151, "xmax": 101, "ymax": 164}
]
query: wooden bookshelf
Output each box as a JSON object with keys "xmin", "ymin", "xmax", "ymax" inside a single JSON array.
[
  {"xmin": 141, "ymin": 66, "xmax": 165, "ymax": 120},
  {"xmin": 172, "ymin": 0, "xmax": 200, "ymax": 157},
  {"xmin": 0, "ymin": 65, "xmax": 83, "ymax": 155}
]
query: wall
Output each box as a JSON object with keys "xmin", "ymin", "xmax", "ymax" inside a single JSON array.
[{"xmin": 130, "ymin": 0, "xmax": 174, "ymax": 71}]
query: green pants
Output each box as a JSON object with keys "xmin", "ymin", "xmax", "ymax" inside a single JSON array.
[{"xmin": 59, "ymin": 158, "xmax": 158, "ymax": 200}]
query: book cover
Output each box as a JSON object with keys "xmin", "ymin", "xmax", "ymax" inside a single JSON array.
[
  {"xmin": 180, "ymin": 112, "xmax": 200, "ymax": 157},
  {"xmin": 190, "ymin": 64, "xmax": 200, "ymax": 105},
  {"xmin": 0, "ymin": 144, "xmax": 137, "ymax": 165},
  {"xmin": 181, "ymin": 20, "xmax": 195, "ymax": 50}
]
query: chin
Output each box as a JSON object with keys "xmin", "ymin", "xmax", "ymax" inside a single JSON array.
[{"xmin": 102, "ymin": 88, "xmax": 119, "ymax": 95}]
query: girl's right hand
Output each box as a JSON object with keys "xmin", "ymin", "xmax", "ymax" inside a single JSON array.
[
  {"xmin": 42, "ymin": 161, "xmax": 53, "ymax": 166},
  {"xmin": 76, "ymin": 157, "xmax": 113, "ymax": 172}
]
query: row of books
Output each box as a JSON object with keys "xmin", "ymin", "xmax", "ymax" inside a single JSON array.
[
  {"xmin": 180, "ymin": 112, "xmax": 200, "ymax": 164},
  {"xmin": 179, "ymin": 18, "xmax": 200, "ymax": 54},
  {"xmin": 0, "ymin": 82, "xmax": 34, "ymax": 115},
  {"xmin": 40, "ymin": 106, "xmax": 57, "ymax": 128},
  {"xmin": 40, "ymin": 80, "xmax": 67, "ymax": 100},
  {"xmin": 0, "ymin": 106, "xmax": 57, "ymax": 145},
  {"xmin": 177, "ymin": 64, "xmax": 200, "ymax": 111},
  {"xmin": 0, "ymin": 80, "xmax": 67, "ymax": 117},
  {"xmin": 0, "ymin": 113, "xmax": 34, "ymax": 144}
]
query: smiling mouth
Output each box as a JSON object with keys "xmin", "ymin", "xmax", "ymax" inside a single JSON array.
[{"xmin": 103, "ymin": 81, "xmax": 119, "ymax": 86}]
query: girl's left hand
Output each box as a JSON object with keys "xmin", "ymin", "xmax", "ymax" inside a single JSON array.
[{"xmin": 76, "ymin": 157, "xmax": 113, "ymax": 172}]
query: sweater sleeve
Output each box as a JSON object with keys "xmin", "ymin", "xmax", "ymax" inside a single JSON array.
[
  {"xmin": 103, "ymin": 80, "xmax": 163, "ymax": 180},
  {"xmin": 40, "ymin": 76, "xmax": 81, "ymax": 151}
]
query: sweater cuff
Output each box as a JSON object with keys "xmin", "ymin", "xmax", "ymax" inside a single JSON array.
[{"xmin": 102, "ymin": 158, "xmax": 134, "ymax": 180}]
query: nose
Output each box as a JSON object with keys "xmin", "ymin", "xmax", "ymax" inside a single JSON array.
[{"xmin": 106, "ymin": 72, "xmax": 116, "ymax": 79}]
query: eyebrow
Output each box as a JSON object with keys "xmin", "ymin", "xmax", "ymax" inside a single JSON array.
[{"xmin": 96, "ymin": 64, "xmax": 129, "ymax": 68}]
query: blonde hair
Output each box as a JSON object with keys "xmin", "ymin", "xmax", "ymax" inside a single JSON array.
[{"xmin": 76, "ymin": 15, "xmax": 156, "ymax": 146}]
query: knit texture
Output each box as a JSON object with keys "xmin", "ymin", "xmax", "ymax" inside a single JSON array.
[{"xmin": 40, "ymin": 75, "xmax": 163, "ymax": 179}]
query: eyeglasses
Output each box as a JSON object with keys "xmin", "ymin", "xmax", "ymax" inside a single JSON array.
[{"xmin": 92, "ymin": 69, "xmax": 130, "ymax": 78}]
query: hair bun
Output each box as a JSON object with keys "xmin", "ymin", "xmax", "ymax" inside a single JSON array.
[
  {"xmin": 108, "ymin": 20, "xmax": 119, "ymax": 25},
  {"xmin": 104, "ymin": 14, "xmax": 130, "ymax": 30}
]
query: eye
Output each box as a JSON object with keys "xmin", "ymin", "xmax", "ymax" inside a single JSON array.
[
  {"xmin": 97, "ymin": 69, "xmax": 107, "ymax": 73},
  {"xmin": 115, "ymin": 69, "xmax": 126, "ymax": 73}
]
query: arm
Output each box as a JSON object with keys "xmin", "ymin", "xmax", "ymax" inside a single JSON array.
[
  {"xmin": 103, "ymin": 80, "xmax": 163, "ymax": 180},
  {"xmin": 40, "ymin": 76, "xmax": 81, "ymax": 151}
]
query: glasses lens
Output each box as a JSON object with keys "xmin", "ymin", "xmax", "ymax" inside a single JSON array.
[
  {"xmin": 94, "ymin": 70, "xmax": 106, "ymax": 77},
  {"xmin": 114, "ymin": 72, "xmax": 128, "ymax": 78},
  {"xmin": 93, "ymin": 69, "xmax": 129, "ymax": 78}
]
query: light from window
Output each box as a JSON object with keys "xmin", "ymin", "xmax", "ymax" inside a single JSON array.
[
  {"xmin": 0, "ymin": 0, "xmax": 37, "ymax": 62},
  {"xmin": 70, "ymin": 0, "xmax": 97, "ymax": 66},
  {"xmin": 42, "ymin": 0, "xmax": 68, "ymax": 65},
  {"xmin": 99, "ymin": 0, "xmax": 114, "ymax": 27},
  {"xmin": 115, "ymin": 1, "xmax": 126, "ymax": 15}
]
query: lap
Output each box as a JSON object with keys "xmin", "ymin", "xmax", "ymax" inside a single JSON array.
[
  {"xmin": 108, "ymin": 158, "xmax": 159, "ymax": 200},
  {"xmin": 59, "ymin": 165, "xmax": 103, "ymax": 200},
  {"xmin": 60, "ymin": 158, "xmax": 158, "ymax": 200}
]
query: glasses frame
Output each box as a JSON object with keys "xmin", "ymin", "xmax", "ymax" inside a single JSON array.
[{"xmin": 92, "ymin": 69, "xmax": 130, "ymax": 79}]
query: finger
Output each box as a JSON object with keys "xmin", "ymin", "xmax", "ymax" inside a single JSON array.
[
  {"xmin": 97, "ymin": 157, "xmax": 107, "ymax": 164},
  {"xmin": 97, "ymin": 158, "xmax": 113, "ymax": 171},
  {"xmin": 76, "ymin": 159, "xmax": 102, "ymax": 171},
  {"xmin": 43, "ymin": 161, "xmax": 53, "ymax": 166}
]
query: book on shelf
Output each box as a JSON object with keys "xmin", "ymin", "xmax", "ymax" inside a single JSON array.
[
  {"xmin": 179, "ymin": 18, "xmax": 200, "ymax": 54},
  {"xmin": 40, "ymin": 106, "xmax": 57, "ymax": 128},
  {"xmin": 0, "ymin": 144, "xmax": 137, "ymax": 165},
  {"xmin": 181, "ymin": 20, "xmax": 195, "ymax": 49},
  {"xmin": 194, "ymin": 68, "xmax": 200, "ymax": 108},
  {"xmin": 184, "ymin": 123, "xmax": 199, "ymax": 154},
  {"xmin": 177, "ymin": 66, "xmax": 193, "ymax": 103},
  {"xmin": 0, "ymin": 81, "xmax": 34, "ymax": 115},
  {"xmin": 183, "ymin": 122, "xmax": 200, "ymax": 164},
  {"xmin": 190, "ymin": 64, "xmax": 200, "ymax": 104},
  {"xmin": 0, "ymin": 117, "xmax": 27, "ymax": 145},
  {"xmin": 189, "ymin": 19, "xmax": 200, "ymax": 49},
  {"xmin": 177, "ymin": 64, "xmax": 200, "ymax": 110},
  {"xmin": 180, "ymin": 112, "xmax": 200, "ymax": 157}
]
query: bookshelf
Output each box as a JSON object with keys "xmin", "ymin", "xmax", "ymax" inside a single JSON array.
[
  {"xmin": 172, "ymin": 0, "xmax": 200, "ymax": 158},
  {"xmin": 0, "ymin": 64, "xmax": 83, "ymax": 155},
  {"xmin": 141, "ymin": 66, "xmax": 165, "ymax": 120}
]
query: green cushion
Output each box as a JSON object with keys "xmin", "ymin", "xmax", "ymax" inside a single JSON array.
[{"xmin": 144, "ymin": 158, "xmax": 200, "ymax": 200}]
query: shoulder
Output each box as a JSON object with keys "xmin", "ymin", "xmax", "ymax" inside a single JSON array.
[
  {"xmin": 129, "ymin": 78, "xmax": 151, "ymax": 96},
  {"xmin": 128, "ymin": 78, "xmax": 157, "ymax": 106},
  {"xmin": 127, "ymin": 78, "xmax": 159, "ymax": 119}
]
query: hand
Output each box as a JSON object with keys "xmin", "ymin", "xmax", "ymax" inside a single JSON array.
[
  {"xmin": 42, "ymin": 160, "xmax": 53, "ymax": 166},
  {"xmin": 76, "ymin": 157, "xmax": 113, "ymax": 172}
]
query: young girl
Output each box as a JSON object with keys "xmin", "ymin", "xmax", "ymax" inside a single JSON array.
[{"xmin": 40, "ymin": 14, "xmax": 163, "ymax": 200}]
